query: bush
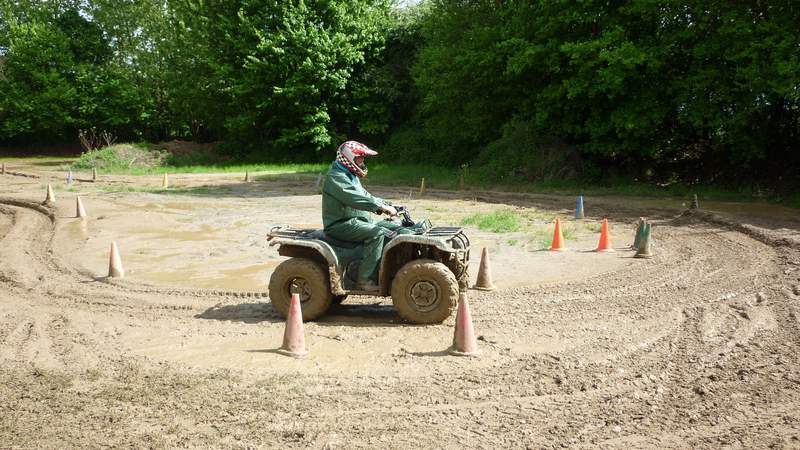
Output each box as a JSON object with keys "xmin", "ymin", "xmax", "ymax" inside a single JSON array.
[
  {"xmin": 72, "ymin": 143, "xmax": 166, "ymax": 170},
  {"xmin": 473, "ymin": 118, "xmax": 584, "ymax": 184}
]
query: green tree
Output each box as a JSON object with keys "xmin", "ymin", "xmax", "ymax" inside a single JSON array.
[
  {"xmin": 167, "ymin": 0, "xmax": 392, "ymax": 159},
  {"xmin": 406, "ymin": 0, "xmax": 800, "ymax": 185}
]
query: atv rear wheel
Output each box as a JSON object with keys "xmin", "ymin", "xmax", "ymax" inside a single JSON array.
[
  {"xmin": 391, "ymin": 259, "xmax": 458, "ymax": 324},
  {"xmin": 269, "ymin": 258, "xmax": 332, "ymax": 321}
]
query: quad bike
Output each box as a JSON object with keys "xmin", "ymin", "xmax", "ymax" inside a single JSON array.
[{"xmin": 267, "ymin": 207, "xmax": 470, "ymax": 324}]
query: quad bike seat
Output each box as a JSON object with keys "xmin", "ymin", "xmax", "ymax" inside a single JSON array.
[{"xmin": 307, "ymin": 229, "xmax": 361, "ymax": 249}]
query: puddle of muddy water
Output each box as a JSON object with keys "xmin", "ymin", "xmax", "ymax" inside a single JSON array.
[
  {"xmin": 55, "ymin": 192, "xmax": 639, "ymax": 294},
  {"xmin": 128, "ymin": 223, "xmax": 219, "ymax": 241},
  {"xmin": 135, "ymin": 262, "xmax": 278, "ymax": 291}
]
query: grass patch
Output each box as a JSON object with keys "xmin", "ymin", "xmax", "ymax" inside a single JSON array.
[
  {"xmin": 461, "ymin": 210, "xmax": 523, "ymax": 233},
  {"xmin": 365, "ymin": 163, "xmax": 462, "ymax": 190},
  {"xmin": 365, "ymin": 162, "xmax": 798, "ymax": 208},
  {"xmin": 8, "ymin": 141, "xmax": 798, "ymax": 209},
  {"xmin": 92, "ymin": 184, "xmax": 222, "ymax": 196},
  {"xmin": 583, "ymin": 221, "xmax": 602, "ymax": 233}
]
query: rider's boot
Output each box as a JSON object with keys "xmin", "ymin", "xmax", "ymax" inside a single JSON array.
[{"xmin": 356, "ymin": 279, "xmax": 380, "ymax": 291}]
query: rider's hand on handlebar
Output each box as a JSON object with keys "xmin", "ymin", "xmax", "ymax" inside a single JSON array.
[{"xmin": 380, "ymin": 205, "xmax": 398, "ymax": 217}]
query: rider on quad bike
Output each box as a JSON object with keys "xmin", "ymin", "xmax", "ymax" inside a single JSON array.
[{"xmin": 322, "ymin": 140, "xmax": 425, "ymax": 291}]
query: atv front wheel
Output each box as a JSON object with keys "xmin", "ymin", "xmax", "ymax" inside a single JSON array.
[
  {"xmin": 269, "ymin": 258, "xmax": 333, "ymax": 321},
  {"xmin": 391, "ymin": 259, "xmax": 458, "ymax": 324}
]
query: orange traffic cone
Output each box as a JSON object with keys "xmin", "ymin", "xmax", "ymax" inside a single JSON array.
[
  {"xmin": 76, "ymin": 196, "xmax": 87, "ymax": 218},
  {"xmin": 108, "ymin": 241, "xmax": 125, "ymax": 278},
  {"xmin": 595, "ymin": 218, "xmax": 614, "ymax": 252},
  {"xmin": 43, "ymin": 184, "xmax": 56, "ymax": 205},
  {"xmin": 550, "ymin": 218, "xmax": 566, "ymax": 251},
  {"xmin": 449, "ymin": 292, "xmax": 479, "ymax": 356},
  {"xmin": 472, "ymin": 247, "xmax": 495, "ymax": 291},
  {"xmin": 278, "ymin": 293, "xmax": 308, "ymax": 358}
]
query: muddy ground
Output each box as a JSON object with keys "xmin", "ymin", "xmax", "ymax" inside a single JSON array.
[{"xmin": 1, "ymin": 161, "xmax": 800, "ymax": 449}]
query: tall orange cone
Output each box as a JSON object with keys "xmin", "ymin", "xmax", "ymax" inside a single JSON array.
[
  {"xmin": 595, "ymin": 218, "xmax": 614, "ymax": 252},
  {"xmin": 472, "ymin": 247, "xmax": 495, "ymax": 291},
  {"xmin": 76, "ymin": 196, "xmax": 87, "ymax": 218},
  {"xmin": 43, "ymin": 184, "xmax": 56, "ymax": 204},
  {"xmin": 108, "ymin": 241, "xmax": 125, "ymax": 278},
  {"xmin": 550, "ymin": 218, "xmax": 566, "ymax": 251},
  {"xmin": 449, "ymin": 292, "xmax": 479, "ymax": 356},
  {"xmin": 278, "ymin": 293, "xmax": 308, "ymax": 358}
]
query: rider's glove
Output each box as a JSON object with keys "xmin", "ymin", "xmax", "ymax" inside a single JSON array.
[{"xmin": 379, "ymin": 205, "xmax": 398, "ymax": 216}]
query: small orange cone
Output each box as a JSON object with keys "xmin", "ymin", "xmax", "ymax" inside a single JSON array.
[
  {"xmin": 278, "ymin": 293, "xmax": 308, "ymax": 358},
  {"xmin": 108, "ymin": 241, "xmax": 125, "ymax": 278},
  {"xmin": 595, "ymin": 218, "xmax": 614, "ymax": 252},
  {"xmin": 76, "ymin": 197, "xmax": 87, "ymax": 218},
  {"xmin": 472, "ymin": 247, "xmax": 495, "ymax": 291},
  {"xmin": 550, "ymin": 218, "xmax": 566, "ymax": 251},
  {"xmin": 449, "ymin": 292, "xmax": 479, "ymax": 356},
  {"xmin": 43, "ymin": 184, "xmax": 56, "ymax": 204}
]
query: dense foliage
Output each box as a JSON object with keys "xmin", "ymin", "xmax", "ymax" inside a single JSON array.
[
  {"xmin": 398, "ymin": 1, "xmax": 800, "ymax": 186},
  {"xmin": 1, "ymin": 0, "xmax": 798, "ymax": 187}
]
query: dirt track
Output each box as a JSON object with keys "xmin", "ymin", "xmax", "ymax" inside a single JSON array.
[{"xmin": 2, "ymin": 166, "xmax": 800, "ymax": 448}]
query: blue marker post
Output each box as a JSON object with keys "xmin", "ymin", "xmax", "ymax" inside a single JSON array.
[{"xmin": 575, "ymin": 195, "xmax": 584, "ymax": 219}]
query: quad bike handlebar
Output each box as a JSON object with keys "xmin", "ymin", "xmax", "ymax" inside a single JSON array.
[{"xmin": 393, "ymin": 205, "xmax": 416, "ymax": 228}]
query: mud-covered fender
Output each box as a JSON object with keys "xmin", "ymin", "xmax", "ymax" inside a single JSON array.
[
  {"xmin": 377, "ymin": 235, "xmax": 466, "ymax": 296},
  {"xmin": 268, "ymin": 239, "xmax": 346, "ymax": 295}
]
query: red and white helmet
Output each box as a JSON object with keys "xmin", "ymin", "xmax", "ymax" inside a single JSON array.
[{"xmin": 336, "ymin": 140, "xmax": 378, "ymax": 177}]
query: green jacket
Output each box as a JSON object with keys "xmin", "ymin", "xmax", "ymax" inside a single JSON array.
[{"xmin": 322, "ymin": 161, "xmax": 388, "ymax": 229}]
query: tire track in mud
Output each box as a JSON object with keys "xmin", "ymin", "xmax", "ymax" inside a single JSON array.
[
  {"xmin": 2, "ymin": 195, "xmax": 800, "ymax": 448},
  {"xmin": 225, "ymin": 215, "xmax": 795, "ymax": 449},
  {"xmin": 322, "ymin": 214, "xmax": 797, "ymax": 447}
]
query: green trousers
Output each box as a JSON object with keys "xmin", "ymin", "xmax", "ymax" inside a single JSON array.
[{"xmin": 325, "ymin": 218, "xmax": 416, "ymax": 283}]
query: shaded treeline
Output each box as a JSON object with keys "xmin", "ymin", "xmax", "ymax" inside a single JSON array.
[{"xmin": 0, "ymin": 1, "xmax": 798, "ymax": 189}]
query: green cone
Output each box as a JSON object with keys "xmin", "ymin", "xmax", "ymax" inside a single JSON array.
[
  {"xmin": 634, "ymin": 223, "xmax": 653, "ymax": 258},
  {"xmin": 632, "ymin": 218, "xmax": 646, "ymax": 249}
]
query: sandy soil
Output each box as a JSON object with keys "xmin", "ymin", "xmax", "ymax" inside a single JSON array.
[{"xmin": 1, "ymin": 163, "xmax": 800, "ymax": 448}]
